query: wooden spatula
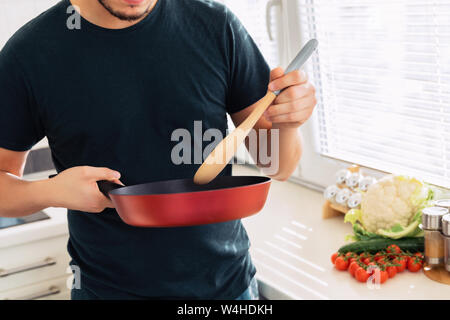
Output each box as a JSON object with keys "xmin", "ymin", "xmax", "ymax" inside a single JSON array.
[{"xmin": 194, "ymin": 39, "xmax": 319, "ymax": 185}]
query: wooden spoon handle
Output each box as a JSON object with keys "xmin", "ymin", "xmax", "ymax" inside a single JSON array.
[{"xmin": 193, "ymin": 91, "xmax": 276, "ymax": 185}]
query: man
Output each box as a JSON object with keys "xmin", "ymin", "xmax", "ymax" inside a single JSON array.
[{"xmin": 0, "ymin": 0, "xmax": 316, "ymax": 299}]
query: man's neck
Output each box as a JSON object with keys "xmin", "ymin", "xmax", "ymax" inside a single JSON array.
[{"xmin": 69, "ymin": 0, "xmax": 157, "ymax": 29}]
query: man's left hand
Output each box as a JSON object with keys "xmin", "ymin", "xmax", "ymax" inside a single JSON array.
[{"xmin": 264, "ymin": 67, "xmax": 317, "ymax": 129}]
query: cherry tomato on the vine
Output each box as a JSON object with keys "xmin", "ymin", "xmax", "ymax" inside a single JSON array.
[
  {"xmin": 331, "ymin": 252, "xmax": 339, "ymax": 264},
  {"xmin": 393, "ymin": 256, "xmax": 407, "ymax": 273},
  {"xmin": 355, "ymin": 267, "xmax": 370, "ymax": 283},
  {"xmin": 335, "ymin": 257, "xmax": 349, "ymax": 271},
  {"xmin": 387, "ymin": 244, "xmax": 401, "ymax": 254},
  {"xmin": 348, "ymin": 261, "xmax": 359, "ymax": 277},
  {"xmin": 407, "ymin": 259, "xmax": 422, "ymax": 272},
  {"xmin": 386, "ymin": 266, "xmax": 397, "ymax": 278}
]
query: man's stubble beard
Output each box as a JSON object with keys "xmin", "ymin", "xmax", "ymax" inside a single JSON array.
[{"xmin": 97, "ymin": 0, "xmax": 154, "ymax": 22}]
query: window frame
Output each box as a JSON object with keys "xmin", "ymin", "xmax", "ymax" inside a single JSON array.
[{"xmin": 284, "ymin": 0, "xmax": 387, "ymax": 190}]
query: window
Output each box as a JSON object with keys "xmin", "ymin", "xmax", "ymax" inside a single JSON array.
[
  {"xmin": 218, "ymin": 0, "xmax": 285, "ymax": 163},
  {"xmin": 219, "ymin": 0, "xmax": 281, "ymax": 68},
  {"xmin": 298, "ymin": 0, "xmax": 450, "ymax": 188}
]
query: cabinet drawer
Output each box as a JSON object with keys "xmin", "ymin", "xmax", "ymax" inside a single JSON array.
[
  {"xmin": 1, "ymin": 275, "xmax": 71, "ymax": 300},
  {"xmin": 0, "ymin": 235, "xmax": 70, "ymax": 292}
]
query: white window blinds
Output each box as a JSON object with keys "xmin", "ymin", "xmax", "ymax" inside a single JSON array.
[
  {"xmin": 219, "ymin": 0, "xmax": 280, "ymax": 68},
  {"xmin": 299, "ymin": 0, "xmax": 450, "ymax": 188}
]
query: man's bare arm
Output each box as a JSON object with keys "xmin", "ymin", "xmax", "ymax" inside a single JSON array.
[{"xmin": 0, "ymin": 147, "xmax": 122, "ymax": 217}]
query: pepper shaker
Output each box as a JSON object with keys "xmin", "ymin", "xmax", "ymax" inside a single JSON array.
[
  {"xmin": 422, "ymin": 206, "xmax": 448, "ymax": 267},
  {"xmin": 442, "ymin": 214, "xmax": 450, "ymax": 272}
]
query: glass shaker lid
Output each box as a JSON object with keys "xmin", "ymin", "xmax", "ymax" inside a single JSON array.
[
  {"xmin": 442, "ymin": 214, "xmax": 450, "ymax": 236},
  {"xmin": 434, "ymin": 199, "xmax": 450, "ymax": 209},
  {"xmin": 422, "ymin": 206, "xmax": 449, "ymax": 230}
]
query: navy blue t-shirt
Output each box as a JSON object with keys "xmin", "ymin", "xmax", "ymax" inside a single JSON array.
[{"xmin": 0, "ymin": 0, "xmax": 270, "ymax": 299}]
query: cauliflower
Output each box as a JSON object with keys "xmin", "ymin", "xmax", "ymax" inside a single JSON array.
[{"xmin": 344, "ymin": 175, "xmax": 433, "ymax": 240}]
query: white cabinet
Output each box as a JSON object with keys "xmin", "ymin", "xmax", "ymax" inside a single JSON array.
[
  {"xmin": 0, "ymin": 275, "xmax": 70, "ymax": 300},
  {"xmin": 0, "ymin": 234, "xmax": 71, "ymax": 300}
]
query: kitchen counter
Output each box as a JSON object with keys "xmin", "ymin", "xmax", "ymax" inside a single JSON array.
[
  {"xmin": 235, "ymin": 165, "xmax": 450, "ymax": 300},
  {"xmin": 0, "ymin": 170, "xmax": 68, "ymax": 249}
]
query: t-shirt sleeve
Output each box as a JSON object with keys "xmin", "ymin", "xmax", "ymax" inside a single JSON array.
[
  {"xmin": 0, "ymin": 43, "xmax": 44, "ymax": 151},
  {"xmin": 225, "ymin": 8, "xmax": 271, "ymax": 114}
]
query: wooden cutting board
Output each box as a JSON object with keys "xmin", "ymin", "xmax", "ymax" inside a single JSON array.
[{"xmin": 423, "ymin": 264, "xmax": 450, "ymax": 285}]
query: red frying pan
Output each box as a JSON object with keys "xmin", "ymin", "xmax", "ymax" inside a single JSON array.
[
  {"xmin": 49, "ymin": 175, "xmax": 271, "ymax": 227},
  {"xmin": 97, "ymin": 176, "xmax": 270, "ymax": 227}
]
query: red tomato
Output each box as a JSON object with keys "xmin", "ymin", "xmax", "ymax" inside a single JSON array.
[
  {"xmin": 355, "ymin": 267, "xmax": 370, "ymax": 283},
  {"xmin": 386, "ymin": 266, "xmax": 397, "ymax": 278},
  {"xmin": 368, "ymin": 267, "xmax": 388, "ymax": 284},
  {"xmin": 408, "ymin": 259, "xmax": 423, "ymax": 272},
  {"xmin": 348, "ymin": 261, "xmax": 359, "ymax": 277},
  {"xmin": 359, "ymin": 253, "xmax": 367, "ymax": 262},
  {"xmin": 413, "ymin": 252, "xmax": 424, "ymax": 261},
  {"xmin": 331, "ymin": 252, "xmax": 339, "ymax": 264},
  {"xmin": 348, "ymin": 257, "xmax": 357, "ymax": 265},
  {"xmin": 374, "ymin": 252, "xmax": 385, "ymax": 262},
  {"xmin": 387, "ymin": 244, "xmax": 401, "ymax": 254},
  {"xmin": 335, "ymin": 257, "xmax": 349, "ymax": 271},
  {"xmin": 363, "ymin": 258, "xmax": 372, "ymax": 265},
  {"xmin": 379, "ymin": 270, "xmax": 389, "ymax": 284},
  {"xmin": 345, "ymin": 252, "xmax": 356, "ymax": 264},
  {"xmin": 377, "ymin": 258, "xmax": 388, "ymax": 265},
  {"xmin": 393, "ymin": 257, "xmax": 407, "ymax": 273}
]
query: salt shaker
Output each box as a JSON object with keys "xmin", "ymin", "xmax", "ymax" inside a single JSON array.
[
  {"xmin": 422, "ymin": 206, "xmax": 448, "ymax": 267},
  {"xmin": 442, "ymin": 214, "xmax": 450, "ymax": 272}
]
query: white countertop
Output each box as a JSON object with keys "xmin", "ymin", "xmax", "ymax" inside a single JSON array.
[
  {"xmin": 0, "ymin": 170, "xmax": 68, "ymax": 249},
  {"xmin": 235, "ymin": 165, "xmax": 450, "ymax": 300}
]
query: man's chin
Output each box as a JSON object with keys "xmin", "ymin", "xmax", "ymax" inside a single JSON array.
[
  {"xmin": 114, "ymin": 10, "xmax": 148, "ymax": 22},
  {"xmin": 97, "ymin": 0, "xmax": 152, "ymax": 22}
]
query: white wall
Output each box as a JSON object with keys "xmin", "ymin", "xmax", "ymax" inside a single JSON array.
[
  {"xmin": 0, "ymin": 0, "xmax": 59, "ymax": 48},
  {"xmin": 0, "ymin": 0, "xmax": 58, "ymax": 150}
]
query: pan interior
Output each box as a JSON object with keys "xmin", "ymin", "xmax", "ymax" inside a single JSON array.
[{"xmin": 110, "ymin": 176, "xmax": 270, "ymax": 196}]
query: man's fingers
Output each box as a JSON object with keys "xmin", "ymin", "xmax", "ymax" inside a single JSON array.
[
  {"xmin": 82, "ymin": 166, "xmax": 121, "ymax": 181},
  {"xmin": 265, "ymin": 101, "xmax": 305, "ymax": 118},
  {"xmin": 270, "ymin": 67, "xmax": 285, "ymax": 81},
  {"xmin": 274, "ymin": 83, "xmax": 313, "ymax": 104},
  {"xmin": 266, "ymin": 110, "xmax": 309, "ymax": 124},
  {"xmin": 269, "ymin": 70, "xmax": 307, "ymax": 92},
  {"xmin": 265, "ymin": 96, "xmax": 316, "ymax": 122},
  {"xmin": 110, "ymin": 179, "xmax": 125, "ymax": 186},
  {"xmin": 265, "ymin": 95, "xmax": 315, "ymax": 118}
]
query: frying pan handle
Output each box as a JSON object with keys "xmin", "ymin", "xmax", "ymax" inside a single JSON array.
[
  {"xmin": 48, "ymin": 174, "xmax": 123, "ymax": 199},
  {"xmin": 96, "ymin": 180, "xmax": 123, "ymax": 199}
]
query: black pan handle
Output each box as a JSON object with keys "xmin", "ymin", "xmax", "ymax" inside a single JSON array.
[
  {"xmin": 96, "ymin": 180, "xmax": 123, "ymax": 199},
  {"xmin": 48, "ymin": 174, "xmax": 123, "ymax": 199}
]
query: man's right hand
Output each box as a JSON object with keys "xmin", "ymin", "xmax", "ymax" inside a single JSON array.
[{"xmin": 48, "ymin": 166, "xmax": 122, "ymax": 213}]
